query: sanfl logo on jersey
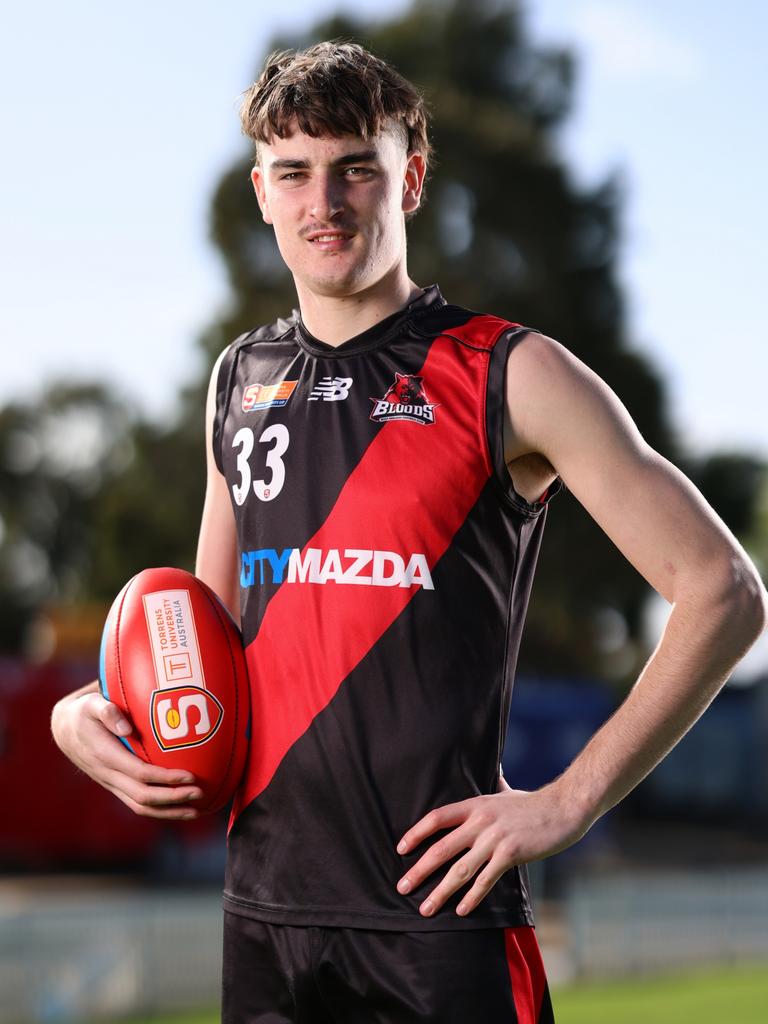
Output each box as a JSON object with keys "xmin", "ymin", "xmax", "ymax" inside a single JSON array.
[
  {"xmin": 308, "ymin": 376, "xmax": 353, "ymax": 402},
  {"xmin": 370, "ymin": 372, "xmax": 439, "ymax": 425},
  {"xmin": 242, "ymin": 379, "xmax": 298, "ymax": 411}
]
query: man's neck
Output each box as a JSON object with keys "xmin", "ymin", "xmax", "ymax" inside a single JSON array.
[{"xmin": 296, "ymin": 271, "xmax": 424, "ymax": 347}]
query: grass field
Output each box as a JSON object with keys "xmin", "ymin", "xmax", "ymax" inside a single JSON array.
[
  {"xmin": 100, "ymin": 961, "xmax": 768, "ymax": 1023},
  {"xmin": 551, "ymin": 962, "xmax": 768, "ymax": 1023}
]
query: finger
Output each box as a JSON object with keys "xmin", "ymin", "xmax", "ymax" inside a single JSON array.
[
  {"xmin": 454, "ymin": 853, "xmax": 511, "ymax": 917},
  {"xmin": 414, "ymin": 843, "xmax": 493, "ymax": 916},
  {"xmin": 91, "ymin": 693, "xmax": 134, "ymax": 738},
  {"xmin": 411, "ymin": 851, "xmax": 483, "ymax": 917},
  {"xmin": 101, "ymin": 768, "xmax": 204, "ymax": 809},
  {"xmin": 100, "ymin": 740, "xmax": 198, "ymax": 787},
  {"xmin": 84, "ymin": 691, "xmax": 134, "ymax": 739},
  {"xmin": 396, "ymin": 800, "xmax": 472, "ymax": 855},
  {"xmin": 396, "ymin": 822, "xmax": 476, "ymax": 894},
  {"xmin": 110, "ymin": 788, "xmax": 201, "ymax": 821}
]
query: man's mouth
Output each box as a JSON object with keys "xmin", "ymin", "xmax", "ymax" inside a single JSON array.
[{"xmin": 306, "ymin": 232, "xmax": 355, "ymax": 251}]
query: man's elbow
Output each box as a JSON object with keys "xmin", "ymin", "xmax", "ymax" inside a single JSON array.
[
  {"xmin": 740, "ymin": 578, "xmax": 768, "ymax": 639},
  {"xmin": 709, "ymin": 554, "xmax": 768, "ymax": 640}
]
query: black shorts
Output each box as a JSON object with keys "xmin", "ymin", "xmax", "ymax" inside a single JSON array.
[{"xmin": 222, "ymin": 910, "xmax": 555, "ymax": 1023}]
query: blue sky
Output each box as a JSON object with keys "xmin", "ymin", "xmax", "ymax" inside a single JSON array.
[{"xmin": 2, "ymin": 1, "xmax": 766, "ymax": 459}]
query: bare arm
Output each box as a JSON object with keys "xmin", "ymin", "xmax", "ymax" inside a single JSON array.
[
  {"xmin": 504, "ymin": 332, "xmax": 767, "ymax": 822},
  {"xmin": 195, "ymin": 346, "xmax": 240, "ymax": 622},
  {"xmin": 49, "ymin": 348, "xmax": 238, "ymax": 817},
  {"xmin": 395, "ymin": 331, "xmax": 767, "ymax": 918}
]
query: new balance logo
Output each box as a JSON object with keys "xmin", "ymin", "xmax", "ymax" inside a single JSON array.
[{"xmin": 308, "ymin": 377, "xmax": 353, "ymax": 401}]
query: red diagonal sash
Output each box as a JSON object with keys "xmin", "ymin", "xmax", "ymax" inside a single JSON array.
[{"xmin": 230, "ymin": 316, "xmax": 512, "ymax": 823}]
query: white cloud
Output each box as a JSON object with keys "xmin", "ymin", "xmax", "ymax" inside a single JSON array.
[{"xmin": 574, "ymin": 1, "xmax": 703, "ymax": 81}]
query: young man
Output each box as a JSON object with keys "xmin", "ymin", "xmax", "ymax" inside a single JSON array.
[{"xmin": 52, "ymin": 41, "xmax": 767, "ymax": 1023}]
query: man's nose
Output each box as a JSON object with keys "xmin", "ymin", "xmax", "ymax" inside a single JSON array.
[{"xmin": 309, "ymin": 172, "xmax": 345, "ymax": 221}]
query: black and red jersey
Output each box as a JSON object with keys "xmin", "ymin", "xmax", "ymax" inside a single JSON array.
[{"xmin": 212, "ymin": 284, "xmax": 562, "ymax": 930}]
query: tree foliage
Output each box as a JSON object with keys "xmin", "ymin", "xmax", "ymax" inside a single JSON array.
[{"xmin": 1, "ymin": 0, "xmax": 763, "ymax": 678}]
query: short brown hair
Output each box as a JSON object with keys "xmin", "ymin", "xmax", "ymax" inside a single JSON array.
[{"xmin": 239, "ymin": 40, "xmax": 433, "ymax": 209}]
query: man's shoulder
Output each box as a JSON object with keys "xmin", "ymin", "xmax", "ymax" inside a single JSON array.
[
  {"xmin": 231, "ymin": 309, "xmax": 300, "ymax": 352},
  {"xmin": 423, "ymin": 296, "xmax": 544, "ymax": 356},
  {"xmin": 502, "ymin": 330, "xmax": 584, "ymax": 416},
  {"xmin": 415, "ymin": 296, "xmax": 533, "ymax": 351}
]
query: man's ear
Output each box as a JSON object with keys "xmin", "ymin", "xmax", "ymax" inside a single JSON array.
[
  {"xmin": 250, "ymin": 165, "xmax": 272, "ymax": 225},
  {"xmin": 402, "ymin": 151, "xmax": 426, "ymax": 216}
]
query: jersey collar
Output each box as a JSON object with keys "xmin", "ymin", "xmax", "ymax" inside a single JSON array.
[{"xmin": 295, "ymin": 284, "xmax": 446, "ymax": 358}]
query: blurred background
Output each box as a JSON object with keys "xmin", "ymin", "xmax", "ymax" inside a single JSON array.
[{"xmin": 2, "ymin": 0, "xmax": 768, "ymax": 1020}]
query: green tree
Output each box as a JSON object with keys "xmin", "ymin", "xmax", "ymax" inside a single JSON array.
[
  {"xmin": 0, "ymin": 383, "xmax": 135, "ymax": 652},
  {"xmin": 0, "ymin": 382, "xmax": 206, "ymax": 655}
]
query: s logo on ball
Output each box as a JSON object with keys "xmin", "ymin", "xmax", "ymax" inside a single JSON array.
[{"xmin": 150, "ymin": 686, "xmax": 224, "ymax": 750}]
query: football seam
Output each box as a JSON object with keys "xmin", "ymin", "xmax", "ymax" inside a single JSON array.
[
  {"xmin": 114, "ymin": 574, "xmax": 150, "ymax": 763},
  {"xmin": 196, "ymin": 581, "xmax": 243, "ymax": 812}
]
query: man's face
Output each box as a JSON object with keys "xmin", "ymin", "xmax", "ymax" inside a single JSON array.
[{"xmin": 250, "ymin": 119, "xmax": 425, "ymax": 299}]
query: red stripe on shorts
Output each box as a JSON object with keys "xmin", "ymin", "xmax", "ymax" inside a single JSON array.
[{"xmin": 504, "ymin": 926, "xmax": 549, "ymax": 1024}]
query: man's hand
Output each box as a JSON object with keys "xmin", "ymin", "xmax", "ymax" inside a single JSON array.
[
  {"xmin": 50, "ymin": 681, "xmax": 202, "ymax": 819},
  {"xmin": 395, "ymin": 775, "xmax": 591, "ymax": 918}
]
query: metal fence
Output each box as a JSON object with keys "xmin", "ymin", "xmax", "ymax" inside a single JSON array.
[
  {"xmin": 3, "ymin": 867, "xmax": 768, "ymax": 1021},
  {"xmin": 565, "ymin": 865, "xmax": 768, "ymax": 979},
  {"xmin": 0, "ymin": 889, "xmax": 222, "ymax": 1023}
]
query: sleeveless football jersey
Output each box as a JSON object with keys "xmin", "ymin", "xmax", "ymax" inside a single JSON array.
[{"xmin": 213, "ymin": 283, "xmax": 562, "ymax": 931}]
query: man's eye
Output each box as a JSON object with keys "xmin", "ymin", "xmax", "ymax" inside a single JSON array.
[{"xmin": 279, "ymin": 168, "xmax": 373, "ymax": 181}]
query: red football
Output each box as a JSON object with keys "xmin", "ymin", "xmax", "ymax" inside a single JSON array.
[{"xmin": 98, "ymin": 567, "xmax": 249, "ymax": 814}]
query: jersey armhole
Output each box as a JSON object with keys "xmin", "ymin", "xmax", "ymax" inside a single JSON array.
[
  {"xmin": 212, "ymin": 335, "xmax": 248, "ymax": 475},
  {"xmin": 485, "ymin": 326, "xmax": 564, "ymax": 517}
]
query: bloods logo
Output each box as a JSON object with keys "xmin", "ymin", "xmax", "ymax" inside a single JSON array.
[
  {"xmin": 370, "ymin": 372, "xmax": 439, "ymax": 425},
  {"xmin": 241, "ymin": 547, "xmax": 434, "ymax": 590}
]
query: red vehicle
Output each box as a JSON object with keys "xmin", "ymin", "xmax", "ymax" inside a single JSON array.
[{"xmin": 1, "ymin": 656, "xmax": 227, "ymax": 877}]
